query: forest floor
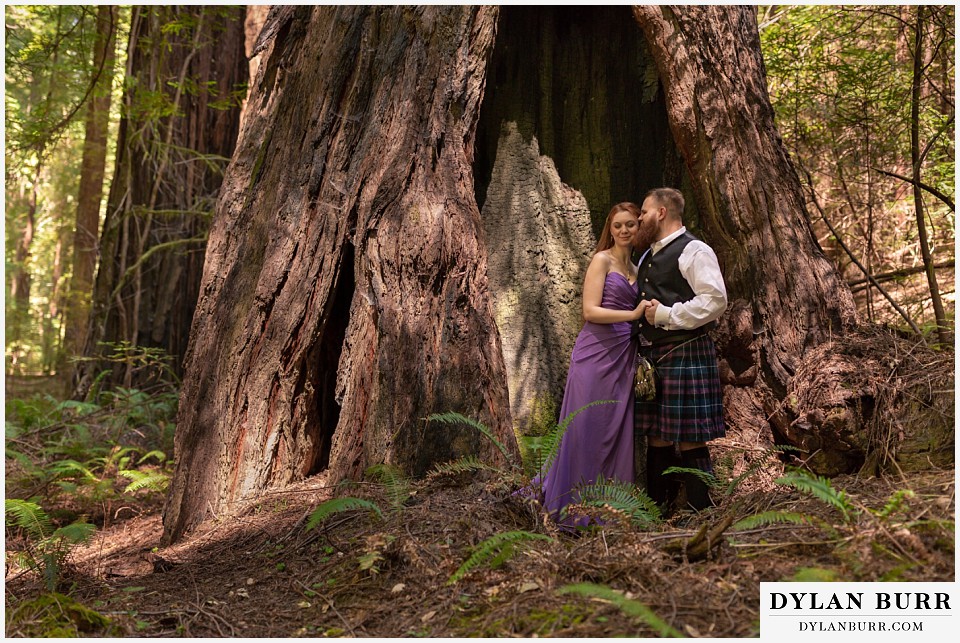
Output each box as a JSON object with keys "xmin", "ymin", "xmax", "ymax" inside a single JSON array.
[{"xmin": 5, "ymin": 442, "xmax": 955, "ymax": 637}]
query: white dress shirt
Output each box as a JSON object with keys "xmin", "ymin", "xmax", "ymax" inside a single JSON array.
[{"xmin": 643, "ymin": 226, "xmax": 727, "ymax": 331}]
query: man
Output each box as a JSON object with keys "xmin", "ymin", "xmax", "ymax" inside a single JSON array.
[{"xmin": 633, "ymin": 187, "xmax": 727, "ymax": 512}]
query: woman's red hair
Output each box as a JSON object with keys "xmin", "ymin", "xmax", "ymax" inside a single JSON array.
[{"xmin": 594, "ymin": 202, "xmax": 641, "ymax": 253}]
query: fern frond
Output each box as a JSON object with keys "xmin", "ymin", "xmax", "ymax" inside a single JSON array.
[
  {"xmin": 723, "ymin": 445, "xmax": 800, "ymax": 496},
  {"xmin": 137, "ymin": 450, "xmax": 168, "ymax": 465},
  {"xmin": 5, "ymin": 499, "xmax": 54, "ymax": 540},
  {"xmin": 447, "ymin": 530, "xmax": 553, "ymax": 585},
  {"xmin": 558, "ymin": 583, "xmax": 684, "ymax": 638},
  {"xmin": 776, "ymin": 470, "xmax": 856, "ymax": 521},
  {"xmin": 732, "ymin": 510, "xmax": 814, "ymax": 531},
  {"xmin": 874, "ymin": 489, "xmax": 915, "ymax": 520},
  {"xmin": 305, "ymin": 497, "xmax": 383, "ymax": 531},
  {"xmin": 574, "ymin": 477, "xmax": 662, "ymax": 526},
  {"xmin": 47, "ymin": 459, "xmax": 98, "ymax": 481},
  {"xmin": 364, "ymin": 464, "xmax": 411, "ymax": 509},
  {"xmin": 427, "ymin": 455, "xmax": 494, "ymax": 478},
  {"xmin": 536, "ymin": 400, "xmax": 618, "ymax": 476},
  {"xmin": 118, "ymin": 469, "xmax": 170, "ymax": 493},
  {"xmin": 427, "ymin": 412, "xmax": 514, "ymax": 467},
  {"xmin": 663, "ymin": 465, "xmax": 720, "ymax": 488},
  {"xmin": 50, "ymin": 522, "xmax": 96, "ymax": 546}
]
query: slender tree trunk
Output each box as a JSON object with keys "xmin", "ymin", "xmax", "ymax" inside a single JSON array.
[
  {"xmin": 61, "ymin": 5, "xmax": 118, "ymax": 374},
  {"xmin": 8, "ymin": 177, "xmax": 39, "ymax": 374},
  {"xmin": 76, "ymin": 6, "xmax": 247, "ymax": 394},
  {"xmin": 162, "ymin": 5, "xmax": 515, "ymax": 544},
  {"xmin": 42, "ymin": 231, "xmax": 66, "ymax": 374},
  {"xmin": 909, "ymin": 6, "xmax": 950, "ymax": 346}
]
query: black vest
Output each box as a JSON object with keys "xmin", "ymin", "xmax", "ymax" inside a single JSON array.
[{"xmin": 635, "ymin": 231, "xmax": 713, "ymax": 343}]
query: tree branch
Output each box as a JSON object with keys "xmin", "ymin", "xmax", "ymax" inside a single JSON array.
[
  {"xmin": 870, "ymin": 167, "xmax": 955, "ymax": 212},
  {"xmin": 848, "ymin": 260, "xmax": 955, "ymax": 290}
]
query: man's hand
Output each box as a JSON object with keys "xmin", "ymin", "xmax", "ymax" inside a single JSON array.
[{"xmin": 643, "ymin": 299, "xmax": 661, "ymax": 325}]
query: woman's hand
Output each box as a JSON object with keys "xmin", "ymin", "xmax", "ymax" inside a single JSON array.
[{"xmin": 634, "ymin": 300, "xmax": 651, "ymax": 320}]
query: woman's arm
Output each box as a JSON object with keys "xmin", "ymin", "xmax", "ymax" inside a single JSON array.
[{"xmin": 581, "ymin": 253, "xmax": 647, "ymax": 324}]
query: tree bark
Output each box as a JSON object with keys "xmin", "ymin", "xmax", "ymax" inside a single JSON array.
[
  {"xmin": 162, "ymin": 6, "xmax": 515, "ymax": 544},
  {"xmin": 61, "ymin": 4, "xmax": 117, "ymax": 374},
  {"xmin": 77, "ymin": 6, "xmax": 247, "ymax": 393},
  {"xmin": 632, "ymin": 6, "xmax": 863, "ymax": 472}
]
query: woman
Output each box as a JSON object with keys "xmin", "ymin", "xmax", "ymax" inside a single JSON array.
[{"xmin": 536, "ymin": 202, "xmax": 647, "ymax": 527}]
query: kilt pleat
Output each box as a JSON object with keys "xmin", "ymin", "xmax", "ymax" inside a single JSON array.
[{"xmin": 634, "ymin": 334, "xmax": 725, "ymax": 443}]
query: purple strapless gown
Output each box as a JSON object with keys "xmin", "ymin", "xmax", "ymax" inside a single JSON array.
[{"xmin": 536, "ymin": 272, "xmax": 638, "ymax": 527}]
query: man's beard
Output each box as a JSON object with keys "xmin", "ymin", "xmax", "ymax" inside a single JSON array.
[{"xmin": 634, "ymin": 219, "xmax": 659, "ymax": 252}]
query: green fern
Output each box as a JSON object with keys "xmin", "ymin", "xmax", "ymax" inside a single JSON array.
[
  {"xmin": 118, "ymin": 469, "xmax": 170, "ymax": 494},
  {"xmin": 50, "ymin": 521, "xmax": 96, "ymax": 546},
  {"xmin": 873, "ymin": 489, "xmax": 915, "ymax": 520},
  {"xmin": 5, "ymin": 499, "xmax": 54, "ymax": 541},
  {"xmin": 724, "ymin": 445, "xmax": 801, "ymax": 496},
  {"xmin": 732, "ymin": 510, "xmax": 815, "ymax": 531},
  {"xmin": 535, "ymin": 400, "xmax": 619, "ymax": 477},
  {"xmin": 137, "ymin": 450, "xmax": 168, "ymax": 465},
  {"xmin": 46, "ymin": 459, "xmax": 98, "ymax": 481},
  {"xmin": 427, "ymin": 455, "xmax": 495, "ymax": 478},
  {"xmin": 776, "ymin": 469, "xmax": 857, "ymax": 521},
  {"xmin": 572, "ymin": 477, "xmax": 662, "ymax": 527},
  {"xmin": 305, "ymin": 497, "xmax": 383, "ymax": 531},
  {"xmin": 663, "ymin": 465, "xmax": 720, "ymax": 488},
  {"xmin": 447, "ymin": 530, "xmax": 553, "ymax": 585},
  {"xmin": 427, "ymin": 412, "xmax": 516, "ymax": 469},
  {"xmin": 364, "ymin": 464, "xmax": 411, "ymax": 509},
  {"xmin": 558, "ymin": 583, "xmax": 684, "ymax": 637},
  {"xmin": 5, "ymin": 499, "xmax": 95, "ymax": 591}
]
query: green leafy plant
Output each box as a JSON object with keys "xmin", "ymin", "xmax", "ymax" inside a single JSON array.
[
  {"xmin": 447, "ymin": 530, "xmax": 553, "ymax": 585},
  {"xmin": 531, "ymin": 400, "xmax": 619, "ymax": 478},
  {"xmin": 570, "ymin": 476, "xmax": 662, "ymax": 528},
  {"xmin": 558, "ymin": 583, "xmax": 684, "ymax": 637},
  {"xmin": 364, "ymin": 464, "xmax": 411, "ymax": 510},
  {"xmin": 5, "ymin": 499, "xmax": 96, "ymax": 591},
  {"xmin": 776, "ymin": 469, "xmax": 857, "ymax": 522},
  {"xmin": 117, "ymin": 468, "xmax": 170, "ymax": 494},
  {"xmin": 872, "ymin": 489, "xmax": 915, "ymax": 521},
  {"xmin": 731, "ymin": 510, "xmax": 816, "ymax": 531},
  {"xmin": 426, "ymin": 455, "xmax": 496, "ymax": 479},
  {"xmin": 722, "ymin": 445, "xmax": 801, "ymax": 496},
  {"xmin": 662, "ymin": 465, "xmax": 720, "ymax": 488},
  {"xmin": 427, "ymin": 412, "xmax": 518, "ymax": 470},
  {"xmin": 305, "ymin": 498, "xmax": 383, "ymax": 532}
]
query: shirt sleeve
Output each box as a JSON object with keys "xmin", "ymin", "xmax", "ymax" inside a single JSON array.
[{"xmin": 652, "ymin": 241, "xmax": 727, "ymax": 330}]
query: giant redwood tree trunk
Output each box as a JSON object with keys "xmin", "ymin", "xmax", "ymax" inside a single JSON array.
[
  {"xmin": 632, "ymin": 7, "xmax": 870, "ymax": 473},
  {"xmin": 162, "ymin": 6, "xmax": 514, "ymax": 543},
  {"xmin": 77, "ymin": 6, "xmax": 246, "ymax": 393}
]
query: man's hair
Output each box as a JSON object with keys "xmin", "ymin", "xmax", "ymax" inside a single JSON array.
[{"xmin": 645, "ymin": 187, "xmax": 684, "ymax": 220}]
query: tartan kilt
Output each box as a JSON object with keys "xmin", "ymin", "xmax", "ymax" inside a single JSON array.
[{"xmin": 634, "ymin": 334, "xmax": 725, "ymax": 443}]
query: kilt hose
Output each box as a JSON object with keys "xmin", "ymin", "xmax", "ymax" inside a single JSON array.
[{"xmin": 634, "ymin": 333, "xmax": 725, "ymax": 444}]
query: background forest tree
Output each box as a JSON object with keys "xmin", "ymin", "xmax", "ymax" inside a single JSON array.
[{"xmin": 760, "ymin": 5, "xmax": 954, "ymax": 338}]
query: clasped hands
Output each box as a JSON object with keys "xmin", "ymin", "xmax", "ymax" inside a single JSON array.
[{"xmin": 634, "ymin": 299, "xmax": 660, "ymax": 324}]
